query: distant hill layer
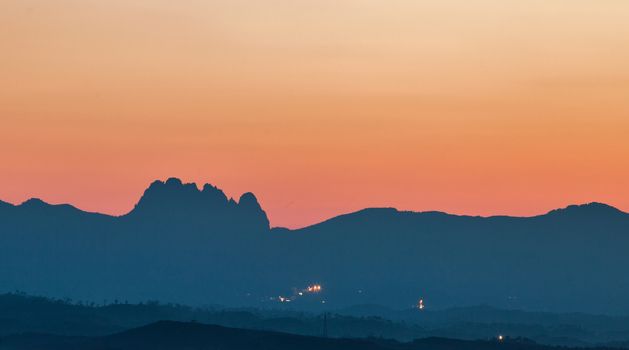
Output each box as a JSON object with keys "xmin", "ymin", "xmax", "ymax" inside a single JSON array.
[
  {"xmin": 1, "ymin": 178, "xmax": 629, "ymax": 313},
  {"xmin": 0, "ymin": 320, "xmax": 620, "ymax": 350},
  {"xmin": 4, "ymin": 293, "xmax": 629, "ymax": 346}
]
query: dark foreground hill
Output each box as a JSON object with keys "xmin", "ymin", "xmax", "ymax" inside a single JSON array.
[
  {"xmin": 0, "ymin": 321, "xmax": 620, "ymax": 350},
  {"xmin": 4, "ymin": 291, "xmax": 629, "ymax": 346},
  {"xmin": 1, "ymin": 178, "xmax": 629, "ymax": 313}
]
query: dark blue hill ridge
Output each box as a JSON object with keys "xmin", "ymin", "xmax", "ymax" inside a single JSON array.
[
  {"xmin": 0, "ymin": 320, "xmax": 621, "ymax": 350},
  {"xmin": 0, "ymin": 178, "xmax": 628, "ymax": 313}
]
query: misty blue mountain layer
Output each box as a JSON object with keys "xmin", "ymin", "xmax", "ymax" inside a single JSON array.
[{"xmin": 1, "ymin": 178, "xmax": 628, "ymax": 314}]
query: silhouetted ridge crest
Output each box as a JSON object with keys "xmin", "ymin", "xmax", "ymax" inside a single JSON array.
[
  {"xmin": 18, "ymin": 198, "xmax": 88, "ymax": 214},
  {"xmin": 132, "ymin": 178, "xmax": 228, "ymax": 214},
  {"xmin": 20, "ymin": 198, "xmax": 49, "ymax": 208},
  {"xmin": 238, "ymin": 192, "xmax": 270, "ymax": 230},
  {"xmin": 545, "ymin": 202, "xmax": 626, "ymax": 219},
  {"xmin": 127, "ymin": 177, "xmax": 269, "ymax": 230},
  {"xmin": 3, "ymin": 179, "xmax": 629, "ymax": 313}
]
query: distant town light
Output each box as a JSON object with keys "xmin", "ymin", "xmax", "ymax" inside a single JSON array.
[{"xmin": 307, "ymin": 284, "xmax": 322, "ymax": 293}]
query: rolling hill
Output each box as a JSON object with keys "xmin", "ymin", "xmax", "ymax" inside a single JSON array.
[{"xmin": 1, "ymin": 178, "xmax": 628, "ymax": 313}]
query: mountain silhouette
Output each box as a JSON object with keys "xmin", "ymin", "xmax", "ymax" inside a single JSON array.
[
  {"xmin": 127, "ymin": 178, "xmax": 269, "ymax": 230},
  {"xmin": 1, "ymin": 178, "xmax": 628, "ymax": 313}
]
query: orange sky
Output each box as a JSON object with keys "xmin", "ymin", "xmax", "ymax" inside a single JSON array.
[{"xmin": 1, "ymin": 0, "xmax": 629, "ymax": 228}]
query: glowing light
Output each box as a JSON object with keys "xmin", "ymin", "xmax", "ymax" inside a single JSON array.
[
  {"xmin": 307, "ymin": 284, "xmax": 322, "ymax": 293},
  {"xmin": 498, "ymin": 335, "xmax": 504, "ymax": 342},
  {"xmin": 272, "ymin": 283, "xmax": 323, "ymax": 304},
  {"xmin": 417, "ymin": 299, "xmax": 425, "ymax": 310}
]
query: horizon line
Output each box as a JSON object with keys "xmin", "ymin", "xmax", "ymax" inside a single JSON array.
[{"xmin": 0, "ymin": 177, "xmax": 625, "ymax": 230}]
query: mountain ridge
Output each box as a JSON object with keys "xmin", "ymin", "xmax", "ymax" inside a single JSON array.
[
  {"xmin": 1, "ymin": 178, "xmax": 625, "ymax": 229},
  {"xmin": 2, "ymin": 178, "xmax": 629, "ymax": 313}
]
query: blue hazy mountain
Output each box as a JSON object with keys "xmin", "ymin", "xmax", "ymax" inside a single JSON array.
[{"xmin": 1, "ymin": 178, "xmax": 628, "ymax": 314}]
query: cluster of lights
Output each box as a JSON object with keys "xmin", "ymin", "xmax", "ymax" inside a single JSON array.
[
  {"xmin": 307, "ymin": 284, "xmax": 322, "ymax": 293},
  {"xmin": 275, "ymin": 283, "xmax": 323, "ymax": 304},
  {"xmin": 417, "ymin": 299, "xmax": 425, "ymax": 310}
]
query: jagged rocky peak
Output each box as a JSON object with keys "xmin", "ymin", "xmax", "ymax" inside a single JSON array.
[
  {"xmin": 237, "ymin": 192, "xmax": 270, "ymax": 230},
  {"xmin": 238, "ymin": 192, "xmax": 262, "ymax": 211},
  {"xmin": 202, "ymin": 183, "xmax": 229, "ymax": 203},
  {"xmin": 129, "ymin": 178, "xmax": 270, "ymax": 230},
  {"xmin": 134, "ymin": 178, "xmax": 202, "ymax": 210},
  {"xmin": 136, "ymin": 178, "xmax": 221, "ymax": 205}
]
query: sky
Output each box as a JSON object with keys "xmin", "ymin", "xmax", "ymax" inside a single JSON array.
[{"xmin": 1, "ymin": 0, "xmax": 629, "ymax": 228}]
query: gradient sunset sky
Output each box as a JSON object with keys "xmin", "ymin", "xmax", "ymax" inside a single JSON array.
[{"xmin": 2, "ymin": 0, "xmax": 629, "ymax": 228}]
